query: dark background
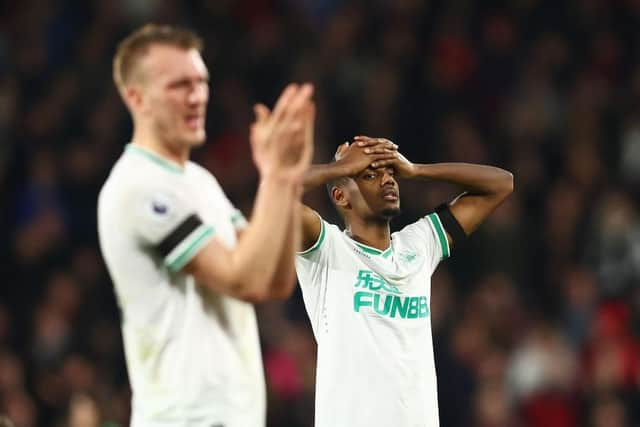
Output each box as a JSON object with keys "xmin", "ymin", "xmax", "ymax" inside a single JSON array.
[{"xmin": 1, "ymin": 0, "xmax": 639, "ymax": 426}]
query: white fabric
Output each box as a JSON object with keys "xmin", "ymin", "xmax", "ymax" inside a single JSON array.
[
  {"xmin": 295, "ymin": 214, "xmax": 450, "ymax": 427},
  {"xmin": 98, "ymin": 144, "xmax": 264, "ymax": 427}
]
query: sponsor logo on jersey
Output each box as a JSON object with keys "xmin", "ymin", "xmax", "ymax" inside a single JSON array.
[
  {"xmin": 354, "ymin": 269, "xmax": 401, "ymax": 294},
  {"xmin": 353, "ymin": 269, "xmax": 429, "ymax": 319}
]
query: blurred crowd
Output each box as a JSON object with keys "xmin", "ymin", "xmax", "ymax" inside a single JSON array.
[{"xmin": 1, "ymin": 0, "xmax": 640, "ymax": 426}]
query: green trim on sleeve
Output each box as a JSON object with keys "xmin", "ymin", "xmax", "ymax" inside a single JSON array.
[
  {"xmin": 230, "ymin": 210, "xmax": 245, "ymax": 224},
  {"xmin": 427, "ymin": 213, "xmax": 450, "ymax": 259},
  {"xmin": 298, "ymin": 219, "xmax": 326, "ymax": 255},
  {"xmin": 166, "ymin": 225, "xmax": 215, "ymax": 272},
  {"xmin": 230, "ymin": 209, "xmax": 247, "ymax": 230}
]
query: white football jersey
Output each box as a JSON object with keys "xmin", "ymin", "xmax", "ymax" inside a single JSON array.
[
  {"xmin": 295, "ymin": 212, "xmax": 450, "ymax": 427},
  {"xmin": 98, "ymin": 144, "xmax": 265, "ymax": 427}
]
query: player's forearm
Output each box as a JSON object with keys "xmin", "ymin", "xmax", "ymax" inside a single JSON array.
[
  {"xmin": 266, "ymin": 205, "xmax": 301, "ymax": 300},
  {"xmin": 409, "ymin": 163, "xmax": 513, "ymax": 196},
  {"xmin": 230, "ymin": 175, "xmax": 300, "ymax": 300},
  {"xmin": 303, "ymin": 162, "xmax": 350, "ymax": 191}
]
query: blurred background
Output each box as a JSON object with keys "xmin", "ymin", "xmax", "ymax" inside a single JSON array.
[{"xmin": 1, "ymin": 0, "xmax": 640, "ymax": 426}]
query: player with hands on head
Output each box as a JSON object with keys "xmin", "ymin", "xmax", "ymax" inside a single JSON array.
[
  {"xmin": 98, "ymin": 24, "xmax": 314, "ymax": 427},
  {"xmin": 295, "ymin": 135, "xmax": 513, "ymax": 427},
  {"xmin": 351, "ymin": 136, "xmax": 513, "ymax": 239}
]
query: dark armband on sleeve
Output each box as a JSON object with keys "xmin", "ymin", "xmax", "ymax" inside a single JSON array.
[
  {"xmin": 435, "ymin": 203, "xmax": 467, "ymax": 246},
  {"xmin": 156, "ymin": 213, "xmax": 203, "ymax": 257}
]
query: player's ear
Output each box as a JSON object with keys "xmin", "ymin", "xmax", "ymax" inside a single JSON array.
[
  {"xmin": 123, "ymin": 84, "xmax": 145, "ymax": 113},
  {"xmin": 332, "ymin": 186, "xmax": 349, "ymax": 209}
]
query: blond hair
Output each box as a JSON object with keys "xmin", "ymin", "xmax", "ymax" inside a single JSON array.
[{"xmin": 112, "ymin": 24, "xmax": 203, "ymax": 90}]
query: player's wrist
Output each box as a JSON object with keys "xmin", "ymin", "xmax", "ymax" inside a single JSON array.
[
  {"xmin": 403, "ymin": 163, "xmax": 418, "ymax": 179},
  {"xmin": 260, "ymin": 170, "xmax": 303, "ymax": 189},
  {"xmin": 407, "ymin": 163, "xmax": 435, "ymax": 180}
]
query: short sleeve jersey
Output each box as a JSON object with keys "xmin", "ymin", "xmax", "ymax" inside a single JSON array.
[
  {"xmin": 98, "ymin": 144, "xmax": 264, "ymax": 427},
  {"xmin": 295, "ymin": 213, "xmax": 451, "ymax": 427}
]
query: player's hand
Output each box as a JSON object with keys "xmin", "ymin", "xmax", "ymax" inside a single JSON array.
[
  {"xmin": 386, "ymin": 151, "xmax": 416, "ymax": 178},
  {"xmin": 355, "ymin": 136, "xmax": 415, "ymax": 178},
  {"xmin": 354, "ymin": 136, "xmax": 397, "ymax": 152},
  {"xmin": 250, "ymin": 83, "xmax": 315, "ymax": 180},
  {"xmin": 334, "ymin": 138, "xmax": 398, "ymax": 177},
  {"xmin": 286, "ymin": 98, "xmax": 315, "ymax": 183}
]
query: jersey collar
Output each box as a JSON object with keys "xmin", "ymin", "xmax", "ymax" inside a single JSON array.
[
  {"xmin": 345, "ymin": 233, "xmax": 393, "ymax": 259},
  {"xmin": 125, "ymin": 144, "xmax": 184, "ymax": 174}
]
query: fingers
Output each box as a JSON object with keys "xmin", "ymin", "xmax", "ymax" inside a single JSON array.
[
  {"xmin": 363, "ymin": 145, "xmax": 397, "ymax": 155},
  {"xmin": 303, "ymin": 101, "xmax": 316, "ymax": 132},
  {"xmin": 287, "ymin": 83, "xmax": 314, "ymax": 119},
  {"xmin": 253, "ymin": 103, "xmax": 270, "ymax": 123},
  {"xmin": 271, "ymin": 84, "xmax": 298, "ymax": 121},
  {"xmin": 302, "ymin": 103, "xmax": 316, "ymax": 160},
  {"xmin": 370, "ymin": 158, "xmax": 397, "ymax": 168},
  {"xmin": 354, "ymin": 136, "xmax": 398, "ymax": 149},
  {"xmin": 250, "ymin": 83, "xmax": 316, "ymax": 178},
  {"xmin": 333, "ymin": 136, "xmax": 397, "ymax": 164},
  {"xmin": 335, "ymin": 141, "xmax": 349, "ymax": 154},
  {"xmin": 269, "ymin": 83, "xmax": 314, "ymax": 152},
  {"xmin": 272, "ymin": 83, "xmax": 314, "ymax": 123},
  {"xmin": 370, "ymin": 152, "xmax": 398, "ymax": 160},
  {"xmin": 355, "ymin": 136, "xmax": 398, "ymax": 155},
  {"xmin": 334, "ymin": 142, "xmax": 349, "ymax": 161},
  {"xmin": 287, "ymin": 104, "xmax": 316, "ymax": 182},
  {"xmin": 368, "ymin": 153, "xmax": 398, "ymax": 168},
  {"xmin": 354, "ymin": 136, "xmax": 378, "ymax": 147}
]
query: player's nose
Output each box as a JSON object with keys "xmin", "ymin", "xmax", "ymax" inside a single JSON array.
[
  {"xmin": 187, "ymin": 82, "xmax": 208, "ymax": 105},
  {"xmin": 381, "ymin": 170, "xmax": 397, "ymax": 187}
]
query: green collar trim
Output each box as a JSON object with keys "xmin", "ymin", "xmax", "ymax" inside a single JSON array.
[
  {"xmin": 351, "ymin": 239, "xmax": 393, "ymax": 258},
  {"xmin": 126, "ymin": 144, "xmax": 183, "ymax": 174}
]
